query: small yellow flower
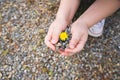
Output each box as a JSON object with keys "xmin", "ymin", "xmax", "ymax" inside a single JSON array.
[{"xmin": 59, "ymin": 32, "xmax": 68, "ymax": 41}]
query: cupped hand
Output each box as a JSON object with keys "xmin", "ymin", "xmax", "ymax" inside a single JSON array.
[
  {"xmin": 59, "ymin": 20, "xmax": 89, "ymax": 56},
  {"xmin": 45, "ymin": 19, "xmax": 68, "ymax": 51}
]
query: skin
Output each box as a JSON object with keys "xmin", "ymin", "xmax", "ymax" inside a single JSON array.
[{"xmin": 45, "ymin": 0, "xmax": 120, "ymax": 56}]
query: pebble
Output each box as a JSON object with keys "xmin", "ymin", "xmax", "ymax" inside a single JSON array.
[
  {"xmin": 39, "ymin": 29, "xmax": 46, "ymax": 34},
  {"xmin": 0, "ymin": 72, "xmax": 2, "ymax": 78},
  {"xmin": 56, "ymin": 43, "xmax": 61, "ymax": 47},
  {"xmin": 32, "ymin": 67, "xmax": 36, "ymax": 73},
  {"xmin": 118, "ymin": 45, "xmax": 120, "ymax": 49}
]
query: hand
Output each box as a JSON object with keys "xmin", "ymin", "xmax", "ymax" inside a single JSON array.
[
  {"xmin": 59, "ymin": 20, "xmax": 88, "ymax": 56},
  {"xmin": 45, "ymin": 18, "xmax": 69, "ymax": 50}
]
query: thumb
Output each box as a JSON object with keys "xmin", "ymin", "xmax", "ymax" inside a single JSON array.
[
  {"xmin": 69, "ymin": 32, "xmax": 81, "ymax": 49},
  {"xmin": 51, "ymin": 28, "xmax": 62, "ymax": 44}
]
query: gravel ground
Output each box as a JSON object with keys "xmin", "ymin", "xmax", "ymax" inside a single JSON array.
[{"xmin": 0, "ymin": 0, "xmax": 120, "ymax": 80}]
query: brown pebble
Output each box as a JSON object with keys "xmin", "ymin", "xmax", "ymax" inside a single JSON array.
[{"xmin": 39, "ymin": 29, "xmax": 45, "ymax": 34}]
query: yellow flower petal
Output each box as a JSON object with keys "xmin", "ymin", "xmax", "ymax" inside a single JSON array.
[{"xmin": 59, "ymin": 32, "xmax": 68, "ymax": 41}]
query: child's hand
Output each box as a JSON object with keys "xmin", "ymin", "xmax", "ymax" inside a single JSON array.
[
  {"xmin": 59, "ymin": 21, "xmax": 88, "ymax": 56},
  {"xmin": 45, "ymin": 18, "xmax": 68, "ymax": 50}
]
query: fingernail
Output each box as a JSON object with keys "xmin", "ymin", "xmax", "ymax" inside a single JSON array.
[
  {"xmin": 51, "ymin": 40, "xmax": 56, "ymax": 44},
  {"xmin": 70, "ymin": 45, "xmax": 74, "ymax": 49}
]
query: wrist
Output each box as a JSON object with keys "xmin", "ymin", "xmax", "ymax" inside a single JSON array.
[
  {"xmin": 55, "ymin": 17, "xmax": 71, "ymax": 26},
  {"xmin": 56, "ymin": 15, "xmax": 72, "ymax": 25},
  {"xmin": 75, "ymin": 18, "xmax": 89, "ymax": 29}
]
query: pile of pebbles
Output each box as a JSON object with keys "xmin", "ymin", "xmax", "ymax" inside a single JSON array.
[{"xmin": 0, "ymin": 0, "xmax": 120, "ymax": 80}]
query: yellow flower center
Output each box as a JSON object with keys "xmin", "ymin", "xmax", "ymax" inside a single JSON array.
[{"xmin": 59, "ymin": 32, "xmax": 68, "ymax": 41}]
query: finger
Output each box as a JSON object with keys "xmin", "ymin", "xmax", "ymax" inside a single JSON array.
[
  {"xmin": 65, "ymin": 42, "xmax": 83, "ymax": 53},
  {"xmin": 58, "ymin": 48, "xmax": 64, "ymax": 53},
  {"xmin": 62, "ymin": 48, "xmax": 75, "ymax": 56},
  {"xmin": 45, "ymin": 27, "xmax": 55, "ymax": 50},
  {"xmin": 45, "ymin": 34, "xmax": 55, "ymax": 51},
  {"xmin": 45, "ymin": 23, "xmax": 56, "ymax": 49},
  {"xmin": 61, "ymin": 51, "xmax": 75, "ymax": 56},
  {"xmin": 66, "ymin": 34, "xmax": 88, "ymax": 53},
  {"xmin": 61, "ymin": 51, "xmax": 70, "ymax": 56},
  {"xmin": 72, "ymin": 40, "xmax": 85, "ymax": 53},
  {"xmin": 51, "ymin": 27, "xmax": 62, "ymax": 44},
  {"xmin": 69, "ymin": 32, "xmax": 81, "ymax": 49},
  {"xmin": 61, "ymin": 53, "xmax": 69, "ymax": 56},
  {"xmin": 57, "ymin": 48, "xmax": 69, "ymax": 56},
  {"xmin": 58, "ymin": 48, "xmax": 74, "ymax": 56}
]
